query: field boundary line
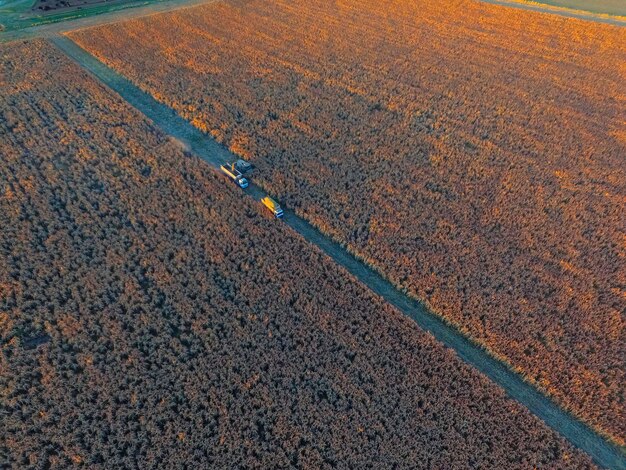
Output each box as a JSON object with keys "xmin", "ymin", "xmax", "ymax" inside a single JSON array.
[{"xmin": 49, "ymin": 34, "xmax": 626, "ymax": 470}]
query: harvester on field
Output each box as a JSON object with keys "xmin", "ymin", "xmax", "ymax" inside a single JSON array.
[{"xmin": 220, "ymin": 162, "xmax": 249, "ymax": 188}]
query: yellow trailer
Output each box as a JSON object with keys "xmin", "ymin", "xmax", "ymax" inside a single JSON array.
[{"xmin": 261, "ymin": 196, "xmax": 283, "ymax": 218}]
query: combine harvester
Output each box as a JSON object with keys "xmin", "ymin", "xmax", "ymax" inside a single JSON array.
[{"xmin": 220, "ymin": 162, "xmax": 249, "ymax": 188}]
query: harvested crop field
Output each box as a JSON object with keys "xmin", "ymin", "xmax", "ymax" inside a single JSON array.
[
  {"xmin": 513, "ymin": 0, "xmax": 626, "ymax": 17},
  {"xmin": 0, "ymin": 39, "xmax": 598, "ymax": 468},
  {"xmin": 32, "ymin": 0, "xmax": 119, "ymax": 14},
  {"xmin": 68, "ymin": 0, "xmax": 626, "ymax": 444}
]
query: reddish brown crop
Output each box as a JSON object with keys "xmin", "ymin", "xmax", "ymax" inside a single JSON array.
[
  {"xmin": 0, "ymin": 40, "xmax": 597, "ymax": 467},
  {"xmin": 69, "ymin": 0, "xmax": 626, "ymax": 444}
]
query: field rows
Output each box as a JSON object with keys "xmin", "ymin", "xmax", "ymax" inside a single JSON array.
[
  {"xmin": 68, "ymin": 0, "xmax": 626, "ymax": 444},
  {"xmin": 0, "ymin": 39, "xmax": 599, "ymax": 468}
]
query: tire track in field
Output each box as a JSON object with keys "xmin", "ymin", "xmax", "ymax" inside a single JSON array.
[{"xmin": 50, "ymin": 34, "xmax": 626, "ymax": 470}]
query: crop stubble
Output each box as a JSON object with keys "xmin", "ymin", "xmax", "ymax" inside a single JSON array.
[
  {"xmin": 69, "ymin": 0, "xmax": 626, "ymax": 443},
  {"xmin": 0, "ymin": 39, "xmax": 599, "ymax": 468}
]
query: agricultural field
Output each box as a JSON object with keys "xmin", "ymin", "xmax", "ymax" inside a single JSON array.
[
  {"xmin": 0, "ymin": 39, "xmax": 598, "ymax": 468},
  {"xmin": 68, "ymin": 0, "xmax": 626, "ymax": 444},
  {"xmin": 0, "ymin": 0, "xmax": 161, "ymax": 33},
  {"xmin": 32, "ymin": 0, "xmax": 120, "ymax": 14},
  {"xmin": 512, "ymin": 0, "xmax": 626, "ymax": 17}
]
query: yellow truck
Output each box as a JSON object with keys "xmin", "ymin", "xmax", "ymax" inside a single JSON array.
[{"xmin": 261, "ymin": 196, "xmax": 283, "ymax": 218}]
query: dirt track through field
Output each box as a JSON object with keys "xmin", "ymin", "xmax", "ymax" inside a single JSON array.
[{"xmin": 49, "ymin": 34, "xmax": 626, "ymax": 469}]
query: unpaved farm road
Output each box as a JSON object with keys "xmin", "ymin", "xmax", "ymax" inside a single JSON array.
[
  {"xmin": 50, "ymin": 34, "xmax": 626, "ymax": 469},
  {"xmin": 0, "ymin": 0, "xmax": 623, "ymax": 43}
]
